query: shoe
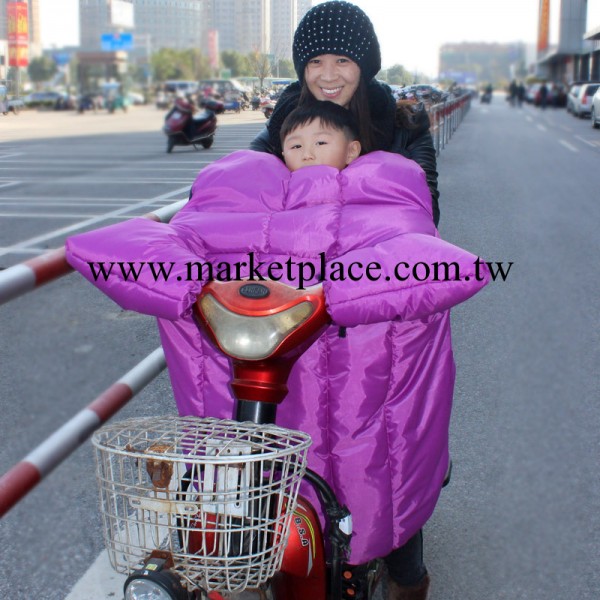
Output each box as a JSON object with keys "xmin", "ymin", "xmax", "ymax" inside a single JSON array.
[
  {"xmin": 341, "ymin": 560, "xmax": 382, "ymax": 599},
  {"xmin": 387, "ymin": 573, "xmax": 431, "ymax": 600}
]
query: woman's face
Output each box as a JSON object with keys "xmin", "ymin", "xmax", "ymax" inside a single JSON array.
[{"xmin": 304, "ymin": 54, "xmax": 361, "ymax": 108}]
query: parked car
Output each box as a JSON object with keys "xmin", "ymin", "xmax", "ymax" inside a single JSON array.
[
  {"xmin": 566, "ymin": 84, "xmax": 582, "ymax": 113},
  {"xmin": 24, "ymin": 91, "xmax": 63, "ymax": 108},
  {"xmin": 126, "ymin": 92, "xmax": 145, "ymax": 105},
  {"xmin": 8, "ymin": 97, "xmax": 25, "ymax": 112},
  {"xmin": 525, "ymin": 83, "xmax": 542, "ymax": 104},
  {"xmin": 591, "ymin": 88, "xmax": 600, "ymax": 129},
  {"xmin": 569, "ymin": 82, "xmax": 600, "ymax": 118}
]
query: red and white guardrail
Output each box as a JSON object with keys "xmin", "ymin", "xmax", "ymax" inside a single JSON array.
[
  {"xmin": 0, "ymin": 199, "xmax": 187, "ymax": 305},
  {"xmin": 0, "ymin": 347, "xmax": 166, "ymax": 518}
]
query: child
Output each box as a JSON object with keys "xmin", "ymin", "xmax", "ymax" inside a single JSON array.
[
  {"xmin": 279, "ymin": 100, "xmax": 362, "ymax": 172},
  {"xmin": 66, "ymin": 107, "xmax": 489, "ymax": 599}
]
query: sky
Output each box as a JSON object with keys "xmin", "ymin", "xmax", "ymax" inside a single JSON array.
[{"xmin": 39, "ymin": 0, "xmax": 600, "ymax": 78}]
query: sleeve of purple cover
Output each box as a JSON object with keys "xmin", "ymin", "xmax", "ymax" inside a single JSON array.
[
  {"xmin": 65, "ymin": 217, "xmax": 207, "ymax": 320},
  {"xmin": 323, "ymin": 233, "xmax": 491, "ymax": 327}
]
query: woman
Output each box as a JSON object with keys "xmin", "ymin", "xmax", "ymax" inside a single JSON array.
[
  {"xmin": 66, "ymin": 7, "xmax": 479, "ymax": 600},
  {"xmin": 250, "ymin": 0, "xmax": 440, "ymax": 227},
  {"xmin": 251, "ymin": 3, "xmax": 440, "ymax": 598}
]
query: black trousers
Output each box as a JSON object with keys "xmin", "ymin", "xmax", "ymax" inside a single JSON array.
[{"xmin": 383, "ymin": 529, "xmax": 427, "ymax": 586}]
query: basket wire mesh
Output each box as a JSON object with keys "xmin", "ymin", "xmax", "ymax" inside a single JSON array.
[{"xmin": 92, "ymin": 416, "xmax": 311, "ymax": 593}]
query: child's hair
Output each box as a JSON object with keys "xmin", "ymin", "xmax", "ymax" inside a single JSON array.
[{"xmin": 280, "ymin": 100, "xmax": 360, "ymax": 146}]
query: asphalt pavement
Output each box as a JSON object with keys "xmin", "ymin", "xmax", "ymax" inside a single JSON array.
[{"xmin": 0, "ymin": 97, "xmax": 599, "ymax": 599}]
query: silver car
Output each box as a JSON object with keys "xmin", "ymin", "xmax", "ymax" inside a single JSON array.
[
  {"xmin": 570, "ymin": 82, "xmax": 600, "ymax": 118},
  {"xmin": 591, "ymin": 87, "xmax": 600, "ymax": 129}
]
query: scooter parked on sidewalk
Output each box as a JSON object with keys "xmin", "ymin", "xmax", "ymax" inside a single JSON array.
[
  {"xmin": 92, "ymin": 279, "xmax": 379, "ymax": 600},
  {"xmin": 163, "ymin": 97, "xmax": 218, "ymax": 153}
]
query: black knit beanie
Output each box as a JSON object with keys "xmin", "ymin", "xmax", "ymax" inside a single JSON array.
[{"xmin": 293, "ymin": 1, "xmax": 381, "ymax": 83}]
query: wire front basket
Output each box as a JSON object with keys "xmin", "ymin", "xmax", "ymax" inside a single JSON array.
[{"xmin": 92, "ymin": 416, "xmax": 311, "ymax": 593}]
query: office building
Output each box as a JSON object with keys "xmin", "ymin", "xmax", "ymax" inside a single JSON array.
[{"xmin": 79, "ymin": 0, "xmax": 204, "ymax": 53}]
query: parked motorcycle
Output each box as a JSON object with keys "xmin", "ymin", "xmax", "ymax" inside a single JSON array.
[
  {"xmin": 163, "ymin": 97, "xmax": 217, "ymax": 153},
  {"xmin": 261, "ymin": 96, "xmax": 276, "ymax": 119},
  {"xmin": 92, "ymin": 279, "xmax": 367, "ymax": 600}
]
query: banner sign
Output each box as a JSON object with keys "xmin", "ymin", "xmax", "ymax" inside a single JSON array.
[
  {"xmin": 7, "ymin": 1, "xmax": 29, "ymax": 67},
  {"xmin": 208, "ymin": 29, "xmax": 219, "ymax": 70},
  {"xmin": 537, "ymin": 0, "xmax": 550, "ymax": 53}
]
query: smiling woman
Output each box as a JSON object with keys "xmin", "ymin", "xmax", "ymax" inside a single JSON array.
[{"xmin": 39, "ymin": 0, "xmax": 80, "ymax": 48}]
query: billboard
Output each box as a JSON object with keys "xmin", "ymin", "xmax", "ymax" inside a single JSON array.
[
  {"xmin": 111, "ymin": 0, "xmax": 134, "ymax": 29},
  {"xmin": 537, "ymin": 0, "xmax": 550, "ymax": 53},
  {"xmin": 208, "ymin": 30, "xmax": 219, "ymax": 70},
  {"xmin": 7, "ymin": 1, "xmax": 29, "ymax": 67}
]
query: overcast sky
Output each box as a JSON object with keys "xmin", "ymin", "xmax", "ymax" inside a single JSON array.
[{"xmin": 40, "ymin": 0, "xmax": 600, "ymax": 77}]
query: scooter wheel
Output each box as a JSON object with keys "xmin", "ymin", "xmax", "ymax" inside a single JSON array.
[
  {"xmin": 167, "ymin": 137, "xmax": 175, "ymax": 153},
  {"xmin": 200, "ymin": 136, "xmax": 214, "ymax": 149}
]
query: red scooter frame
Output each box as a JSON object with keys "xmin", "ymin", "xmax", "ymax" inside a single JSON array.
[{"xmin": 193, "ymin": 280, "xmax": 352, "ymax": 600}]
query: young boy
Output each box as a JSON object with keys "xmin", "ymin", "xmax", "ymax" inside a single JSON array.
[{"xmin": 279, "ymin": 100, "xmax": 362, "ymax": 172}]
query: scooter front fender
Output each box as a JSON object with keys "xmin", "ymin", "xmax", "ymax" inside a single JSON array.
[{"xmin": 273, "ymin": 495, "xmax": 327, "ymax": 599}]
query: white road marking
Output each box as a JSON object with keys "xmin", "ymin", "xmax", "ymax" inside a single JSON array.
[
  {"xmin": 0, "ymin": 212, "xmax": 134, "ymax": 219},
  {"xmin": 526, "ymin": 116, "xmax": 533, "ymax": 122},
  {"xmin": 559, "ymin": 139, "xmax": 579, "ymax": 153},
  {"xmin": 537, "ymin": 124, "xmax": 547, "ymax": 132},
  {"xmin": 0, "ymin": 152, "xmax": 24, "ymax": 159},
  {"xmin": 64, "ymin": 550, "xmax": 126, "ymax": 600},
  {"xmin": 0, "ymin": 181, "xmax": 20, "ymax": 189},
  {"xmin": 0, "ymin": 185, "xmax": 190, "ymax": 258},
  {"xmin": 574, "ymin": 135, "xmax": 600, "ymax": 148}
]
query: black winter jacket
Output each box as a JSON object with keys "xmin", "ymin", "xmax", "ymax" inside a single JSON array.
[{"xmin": 249, "ymin": 81, "xmax": 440, "ymax": 226}]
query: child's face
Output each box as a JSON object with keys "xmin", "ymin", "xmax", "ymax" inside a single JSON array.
[{"xmin": 282, "ymin": 119, "xmax": 361, "ymax": 172}]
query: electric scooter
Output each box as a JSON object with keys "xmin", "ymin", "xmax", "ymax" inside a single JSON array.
[
  {"xmin": 92, "ymin": 279, "xmax": 379, "ymax": 600},
  {"xmin": 163, "ymin": 97, "xmax": 218, "ymax": 153}
]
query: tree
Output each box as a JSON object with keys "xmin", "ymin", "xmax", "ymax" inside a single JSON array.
[
  {"xmin": 247, "ymin": 50, "xmax": 271, "ymax": 91},
  {"xmin": 221, "ymin": 50, "xmax": 250, "ymax": 77},
  {"xmin": 27, "ymin": 56, "xmax": 58, "ymax": 86},
  {"xmin": 274, "ymin": 59, "xmax": 295, "ymax": 79},
  {"xmin": 385, "ymin": 64, "xmax": 412, "ymax": 86},
  {"xmin": 150, "ymin": 49, "xmax": 211, "ymax": 82},
  {"xmin": 151, "ymin": 48, "xmax": 187, "ymax": 82}
]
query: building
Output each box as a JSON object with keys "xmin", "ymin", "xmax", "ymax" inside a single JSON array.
[
  {"xmin": 439, "ymin": 42, "xmax": 527, "ymax": 86},
  {"xmin": 536, "ymin": 0, "xmax": 598, "ymax": 82},
  {"xmin": 79, "ymin": 0, "xmax": 203, "ymax": 53},
  {"xmin": 582, "ymin": 3, "xmax": 599, "ymax": 81},
  {"xmin": 79, "ymin": 0, "xmax": 311, "ymax": 62},
  {"xmin": 206, "ymin": 0, "xmax": 311, "ymax": 60}
]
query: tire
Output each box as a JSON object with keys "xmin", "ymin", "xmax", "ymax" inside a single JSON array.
[
  {"xmin": 167, "ymin": 136, "xmax": 175, "ymax": 153},
  {"xmin": 593, "ymin": 108, "xmax": 600, "ymax": 129},
  {"xmin": 200, "ymin": 136, "xmax": 214, "ymax": 149}
]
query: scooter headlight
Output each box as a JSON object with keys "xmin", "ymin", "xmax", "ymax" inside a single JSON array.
[
  {"xmin": 124, "ymin": 557, "xmax": 189, "ymax": 600},
  {"xmin": 125, "ymin": 578, "xmax": 175, "ymax": 600},
  {"xmin": 200, "ymin": 294, "xmax": 314, "ymax": 360}
]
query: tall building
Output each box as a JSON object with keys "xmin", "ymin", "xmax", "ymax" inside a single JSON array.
[
  {"xmin": 271, "ymin": 0, "xmax": 296, "ymax": 63},
  {"xmin": 206, "ymin": 0, "xmax": 311, "ymax": 60},
  {"xmin": 234, "ymin": 0, "xmax": 270, "ymax": 55},
  {"xmin": 79, "ymin": 0, "xmax": 204, "ymax": 53},
  {"xmin": 0, "ymin": 0, "xmax": 42, "ymax": 59},
  {"xmin": 536, "ymin": 0, "xmax": 595, "ymax": 82}
]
